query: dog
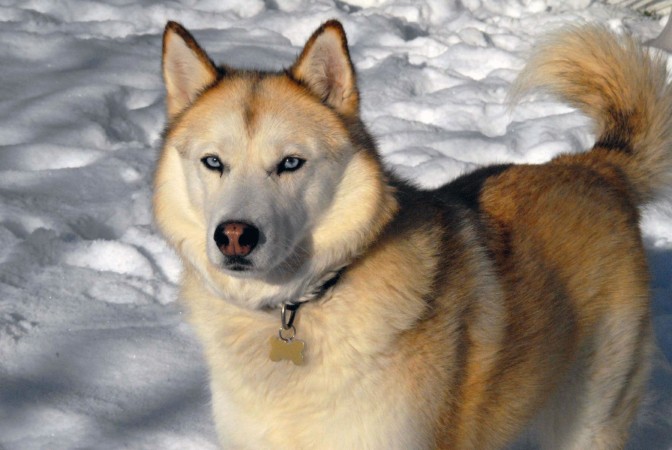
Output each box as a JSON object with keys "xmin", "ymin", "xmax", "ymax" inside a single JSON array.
[{"xmin": 153, "ymin": 20, "xmax": 671, "ymax": 449}]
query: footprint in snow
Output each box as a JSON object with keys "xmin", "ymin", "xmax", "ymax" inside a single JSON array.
[{"xmin": 0, "ymin": 312, "xmax": 38, "ymax": 343}]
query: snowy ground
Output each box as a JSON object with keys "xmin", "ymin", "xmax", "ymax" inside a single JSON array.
[{"xmin": 0, "ymin": 0, "xmax": 671, "ymax": 448}]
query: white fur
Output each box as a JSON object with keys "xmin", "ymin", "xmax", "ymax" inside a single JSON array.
[{"xmin": 183, "ymin": 268, "xmax": 433, "ymax": 449}]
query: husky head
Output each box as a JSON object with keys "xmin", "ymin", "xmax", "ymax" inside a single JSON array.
[{"xmin": 154, "ymin": 21, "xmax": 397, "ymax": 309}]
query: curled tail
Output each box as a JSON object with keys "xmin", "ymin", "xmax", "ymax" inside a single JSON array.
[{"xmin": 510, "ymin": 25, "xmax": 672, "ymax": 203}]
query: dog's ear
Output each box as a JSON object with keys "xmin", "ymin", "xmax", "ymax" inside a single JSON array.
[
  {"xmin": 290, "ymin": 20, "xmax": 359, "ymax": 117},
  {"xmin": 162, "ymin": 21, "xmax": 219, "ymax": 120}
]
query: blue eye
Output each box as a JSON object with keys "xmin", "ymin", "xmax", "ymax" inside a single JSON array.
[
  {"xmin": 277, "ymin": 156, "xmax": 305, "ymax": 175},
  {"xmin": 201, "ymin": 155, "xmax": 223, "ymax": 173}
]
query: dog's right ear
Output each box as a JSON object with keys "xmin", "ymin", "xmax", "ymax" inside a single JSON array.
[{"xmin": 162, "ymin": 21, "xmax": 219, "ymax": 120}]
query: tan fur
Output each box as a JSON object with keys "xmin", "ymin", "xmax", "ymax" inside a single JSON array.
[
  {"xmin": 510, "ymin": 25, "xmax": 672, "ymax": 202},
  {"xmin": 154, "ymin": 22, "xmax": 669, "ymax": 449}
]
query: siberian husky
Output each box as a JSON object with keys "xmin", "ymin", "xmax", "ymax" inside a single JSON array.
[{"xmin": 153, "ymin": 20, "xmax": 671, "ymax": 449}]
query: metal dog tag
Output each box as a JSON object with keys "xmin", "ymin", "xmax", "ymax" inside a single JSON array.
[{"xmin": 269, "ymin": 328, "xmax": 305, "ymax": 366}]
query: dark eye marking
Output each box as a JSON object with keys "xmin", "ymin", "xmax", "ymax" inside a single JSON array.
[
  {"xmin": 276, "ymin": 156, "xmax": 305, "ymax": 175},
  {"xmin": 201, "ymin": 155, "xmax": 224, "ymax": 174}
]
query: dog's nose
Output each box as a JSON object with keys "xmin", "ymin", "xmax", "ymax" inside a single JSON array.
[{"xmin": 214, "ymin": 221, "xmax": 260, "ymax": 257}]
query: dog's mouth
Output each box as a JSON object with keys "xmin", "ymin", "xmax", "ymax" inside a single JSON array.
[{"xmin": 223, "ymin": 255, "xmax": 253, "ymax": 272}]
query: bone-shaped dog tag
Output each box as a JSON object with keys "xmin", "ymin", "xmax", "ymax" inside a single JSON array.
[{"xmin": 269, "ymin": 334, "xmax": 305, "ymax": 366}]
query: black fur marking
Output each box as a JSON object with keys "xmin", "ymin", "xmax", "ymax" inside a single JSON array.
[
  {"xmin": 595, "ymin": 108, "xmax": 634, "ymax": 154},
  {"xmin": 437, "ymin": 164, "xmax": 514, "ymax": 212},
  {"xmin": 594, "ymin": 135, "xmax": 633, "ymax": 154}
]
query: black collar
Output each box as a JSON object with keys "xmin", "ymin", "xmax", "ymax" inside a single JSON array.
[{"xmin": 287, "ymin": 267, "xmax": 345, "ymax": 309}]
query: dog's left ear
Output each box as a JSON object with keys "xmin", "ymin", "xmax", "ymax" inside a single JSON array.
[{"xmin": 290, "ymin": 20, "xmax": 359, "ymax": 117}]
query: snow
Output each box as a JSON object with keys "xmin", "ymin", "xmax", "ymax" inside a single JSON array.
[{"xmin": 0, "ymin": 0, "xmax": 670, "ymax": 448}]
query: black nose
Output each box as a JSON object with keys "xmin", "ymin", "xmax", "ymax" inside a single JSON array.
[{"xmin": 214, "ymin": 221, "xmax": 260, "ymax": 257}]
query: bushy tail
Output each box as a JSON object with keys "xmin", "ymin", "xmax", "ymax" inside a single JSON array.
[{"xmin": 510, "ymin": 25, "xmax": 672, "ymax": 203}]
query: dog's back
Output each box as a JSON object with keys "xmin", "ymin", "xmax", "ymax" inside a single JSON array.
[{"xmin": 429, "ymin": 25, "xmax": 670, "ymax": 448}]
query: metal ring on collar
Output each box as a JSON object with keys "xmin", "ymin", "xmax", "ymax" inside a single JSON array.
[{"xmin": 278, "ymin": 326, "xmax": 296, "ymax": 342}]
